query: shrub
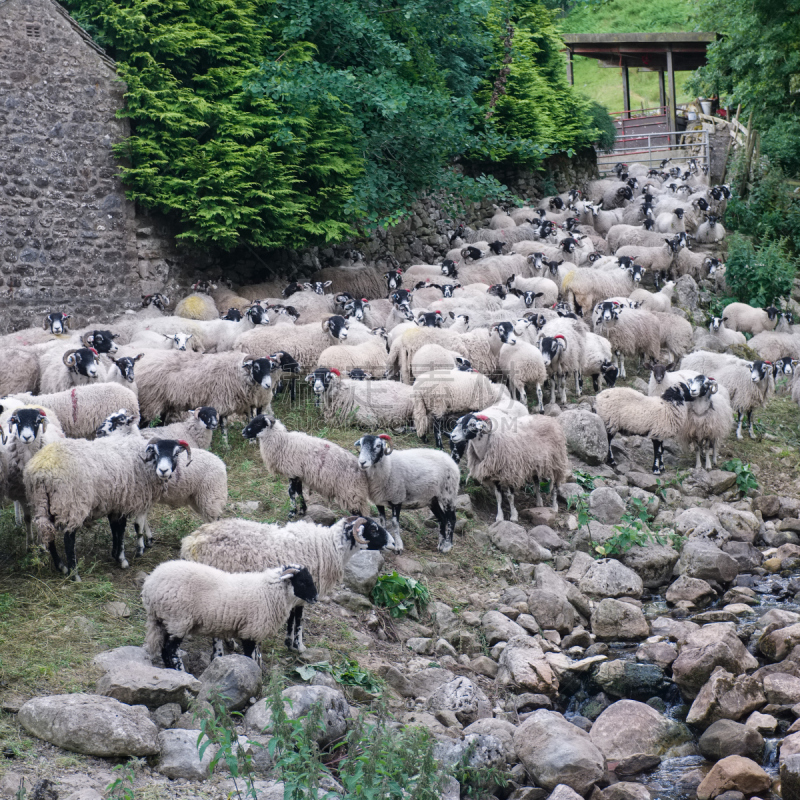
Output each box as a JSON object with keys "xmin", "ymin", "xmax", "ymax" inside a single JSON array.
[
  {"xmin": 371, "ymin": 572, "xmax": 430, "ymax": 619},
  {"xmin": 722, "ymin": 233, "xmax": 797, "ymax": 307}
]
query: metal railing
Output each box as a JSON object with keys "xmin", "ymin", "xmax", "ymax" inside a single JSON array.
[{"xmin": 596, "ymin": 129, "xmax": 710, "ymax": 177}]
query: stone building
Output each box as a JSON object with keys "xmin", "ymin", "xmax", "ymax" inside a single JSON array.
[{"xmin": 0, "ymin": 0, "xmax": 140, "ymax": 329}]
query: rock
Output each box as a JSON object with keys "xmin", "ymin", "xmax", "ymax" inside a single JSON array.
[
  {"xmin": 534, "ymin": 563, "xmax": 592, "ymax": 619},
  {"xmin": 698, "ymin": 720, "xmax": 764, "ymax": 762},
  {"xmin": 469, "ymin": 656, "xmax": 499, "ymax": 679},
  {"xmin": 244, "ymin": 686, "xmax": 349, "ymax": 747},
  {"xmin": 305, "ymin": 504, "xmax": 337, "ymax": 525},
  {"xmin": 343, "ymin": 550, "xmax": 384, "ymax": 595},
  {"xmin": 496, "ymin": 635, "xmax": 559, "ymax": 696},
  {"xmin": 92, "ymin": 646, "xmax": 151, "ymax": 671},
  {"xmin": 548, "ymin": 786, "xmax": 585, "ymax": 800},
  {"xmin": 590, "ymin": 700, "xmax": 689, "ymax": 760},
  {"xmin": 96, "ymin": 662, "xmax": 201, "ymax": 710},
  {"xmin": 558, "ymin": 409, "xmax": 609, "ymax": 466},
  {"xmin": 665, "ymin": 575, "xmax": 717, "ymax": 608},
  {"xmin": 197, "ymin": 655, "xmax": 262, "ymax": 711},
  {"xmin": 672, "ymin": 624, "xmax": 759, "ymax": 699},
  {"xmin": 591, "ymin": 599, "xmax": 649, "ymax": 641},
  {"xmin": 152, "ymin": 703, "xmax": 182, "ymax": 729},
  {"xmin": 579, "ymin": 559, "xmax": 643, "ymax": 599},
  {"xmin": 463, "ymin": 718, "xmax": 518, "ymax": 763},
  {"xmin": 695, "ymin": 755, "xmax": 771, "ymax": 800},
  {"xmin": 763, "ymin": 672, "xmax": 800, "ymax": 704},
  {"xmin": 721, "ymin": 542, "xmax": 763, "ymax": 571},
  {"xmin": 636, "ymin": 641, "xmax": 678, "ymax": 669},
  {"xmin": 782, "ymin": 731, "xmax": 800, "ymax": 766},
  {"xmin": 530, "ymin": 525, "xmax": 567, "ymax": 551},
  {"xmin": 489, "ymin": 521, "xmax": 552, "ymax": 562},
  {"xmin": 407, "ymin": 637, "xmax": 433, "ymax": 655},
  {"xmin": 18, "ymin": 694, "xmax": 159, "ymax": 756},
  {"xmin": 527, "ymin": 590, "xmax": 576, "ymax": 634},
  {"xmin": 675, "ymin": 539, "xmax": 739, "ymax": 584},
  {"xmin": 332, "ymin": 588, "xmax": 373, "ymax": 612},
  {"xmin": 521, "ymin": 507, "xmax": 558, "ymax": 527},
  {"xmin": 760, "ymin": 623, "xmax": 800, "ymax": 662},
  {"xmin": 514, "ymin": 709, "xmax": 606, "ymax": 794},
  {"xmin": 650, "ymin": 617, "xmax": 700, "ymax": 644},
  {"xmin": 683, "ymin": 470, "xmax": 738, "ymax": 497},
  {"xmin": 482, "ymin": 611, "xmax": 527, "ymax": 646},
  {"xmin": 104, "ymin": 601, "xmax": 130, "ymax": 618},
  {"xmin": 711, "ymin": 504, "xmax": 759, "ymax": 543},
  {"xmin": 686, "ymin": 667, "xmax": 766, "ymax": 728},
  {"xmin": 674, "ymin": 507, "xmax": 726, "ymax": 539},
  {"xmin": 588, "ymin": 488, "xmax": 626, "ymax": 525},
  {"xmin": 566, "ymin": 551, "xmax": 595, "ymax": 584},
  {"xmin": 427, "ymin": 677, "xmax": 492, "ymax": 726},
  {"xmin": 63, "ymin": 790, "xmax": 104, "ymax": 800},
  {"xmin": 753, "ymin": 495, "xmax": 780, "ymax": 518},
  {"xmin": 622, "ymin": 545, "xmax": 679, "ymax": 589},
  {"xmin": 676, "ymin": 274, "xmax": 699, "ymax": 311},
  {"xmin": 156, "ymin": 729, "xmax": 218, "ymax": 779},
  {"xmin": 594, "ymin": 661, "xmax": 665, "ymax": 700},
  {"xmin": 614, "ymin": 753, "xmax": 662, "ymax": 777},
  {"xmin": 781, "ymin": 754, "xmax": 800, "ymax": 800},
  {"xmin": 602, "ymin": 783, "xmax": 651, "ymax": 800},
  {"xmin": 380, "ymin": 666, "xmax": 454, "ymax": 698}
]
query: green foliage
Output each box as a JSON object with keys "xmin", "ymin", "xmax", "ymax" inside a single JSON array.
[
  {"xmin": 106, "ymin": 760, "xmax": 139, "ymax": 800},
  {"xmin": 560, "ymin": 0, "xmax": 694, "ymax": 34},
  {"xmin": 566, "ymin": 492, "xmax": 590, "ymax": 527},
  {"xmin": 371, "ymin": 571, "xmax": 430, "ymax": 619},
  {"xmin": 721, "ymin": 234, "xmax": 798, "ymax": 307},
  {"xmin": 573, "ymin": 470, "xmax": 597, "ymax": 492},
  {"xmin": 723, "ymin": 459, "xmax": 759, "ymax": 494},
  {"xmin": 654, "ymin": 470, "xmax": 687, "ymax": 500},
  {"xmin": 592, "ymin": 521, "xmax": 678, "ymax": 558},
  {"xmin": 586, "ymin": 101, "xmax": 616, "ymax": 152},
  {"xmin": 294, "ymin": 659, "xmax": 384, "ymax": 695}
]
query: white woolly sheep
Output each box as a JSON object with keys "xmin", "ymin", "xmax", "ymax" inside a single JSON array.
[
  {"xmin": 447, "ymin": 398, "xmax": 529, "ymax": 464},
  {"xmin": 0, "ymin": 348, "xmax": 42, "ymax": 395},
  {"xmin": 409, "ymin": 343, "xmax": 472, "ymax": 380},
  {"xmin": 721, "ymin": 303, "xmax": 780, "ymax": 335},
  {"xmin": 596, "ymin": 375, "xmax": 711, "ymax": 473},
  {"xmin": 181, "ymin": 515, "xmax": 395, "ymax": 652},
  {"xmin": 316, "ymin": 328, "xmax": 389, "ymax": 375},
  {"xmin": 629, "ymin": 282, "xmax": 675, "ymax": 313},
  {"xmin": 561, "ymin": 264, "xmax": 645, "ymax": 318},
  {"xmin": 654, "ymin": 208, "xmax": 686, "ymax": 234},
  {"xmin": 748, "ymin": 331, "xmax": 800, "ymax": 362},
  {"xmin": 693, "ymin": 317, "xmax": 747, "ymax": 352},
  {"xmin": 594, "ymin": 304, "xmax": 661, "ymax": 378},
  {"xmin": 606, "ymin": 223, "xmax": 663, "ymax": 252},
  {"xmin": 653, "ymin": 311, "xmax": 694, "ymax": 365},
  {"xmin": 38, "ymin": 347, "xmax": 104, "ymax": 394},
  {"xmin": 95, "ymin": 406, "xmax": 218, "ymax": 449},
  {"xmin": 143, "ymin": 561, "xmax": 317, "ymax": 669},
  {"xmin": 506, "ymin": 275, "xmax": 559, "ymax": 308},
  {"xmin": 581, "ymin": 203, "xmax": 626, "ymax": 236},
  {"xmin": 457, "ymin": 412, "xmax": 570, "ymax": 517},
  {"xmin": 174, "ymin": 293, "xmax": 219, "ymax": 321},
  {"xmin": 242, "ymin": 415, "xmax": 371, "ymax": 519},
  {"xmin": 498, "ymin": 340, "xmax": 546, "ymax": 411},
  {"xmin": 615, "ymin": 239, "xmax": 680, "ymax": 274},
  {"xmin": 355, "ymin": 434, "xmax": 460, "ymax": 553},
  {"xmin": 681, "ymin": 379, "xmax": 734, "ymax": 470},
  {"xmin": 0, "ymin": 313, "xmax": 72, "ymax": 348},
  {"xmin": 581, "ymin": 331, "xmax": 619, "ymax": 393},
  {"xmin": 694, "ymin": 215, "xmax": 726, "ymax": 244}
]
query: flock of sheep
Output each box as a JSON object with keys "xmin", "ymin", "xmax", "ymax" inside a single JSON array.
[{"xmin": 0, "ymin": 155, "xmax": 796, "ymax": 671}]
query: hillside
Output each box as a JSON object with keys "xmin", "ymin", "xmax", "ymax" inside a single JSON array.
[{"xmin": 559, "ymin": 0, "xmax": 696, "ymax": 112}]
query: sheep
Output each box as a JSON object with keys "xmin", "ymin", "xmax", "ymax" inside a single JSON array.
[
  {"xmin": 490, "ymin": 207, "xmax": 517, "ymax": 229},
  {"xmin": 680, "ymin": 351, "xmax": 775, "ymax": 439},
  {"xmin": 498, "ymin": 339, "xmax": 546, "ymax": 410},
  {"xmin": 653, "ymin": 311, "xmax": 694, "ymax": 365},
  {"xmin": 721, "ymin": 303, "xmax": 780, "ymax": 335},
  {"xmin": 647, "ymin": 364, "xmax": 705, "ymax": 397},
  {"xmin": 506, "ymin": 275, "xmax": 559, "ymax": 308},
  {"xmin": 25, "ymin": 437, "xmax": 196, "ymax": 579},
  {"xmin": 693, "ymin": 317, "xmax": 747, "ymax": 352},
  {"xmin": 581, "ymin": 331, "xmax": 619, "ymax": 393},
  {"xmin": 412, "ymin": 367, "xmax": 511, "ymax": 449},
  {"xmin": 0, "ymin": 348, "xmax": 42, "ymax": 395},
  {"xmin": 96, "ymin": 406, "xmax": 218, "ymax": 449},
  {"xmin": 242, "ymin": 415, "xmax": 371, "ymax": 520},
  {"xmin": 629, "ymin": 281, "xmax": 675, "ymax": 313},
  {"xmin": 680, "ymin": 379, "xmax": 734, "ymax": 470},
  {"xmin": 561, "ymin": 263, "xmax": 645, "ymax": 317},
  {"xmin": 8, "ymin": 384, "xmax": 140, "ymax": 440},
  {"xmin": 748, "ymin": 331, "xmax": 800, "ymax": 362},
  {"xmin": 123, "ymin": 330, "xmax": 200, "ymax": 352},
  {"xmin": 456, "ymin": 412, "xmax": 570, "ymax": 517},
  {"xmin": 586, "ymin": 180, "xmax": 635, "ymax": 209},
  {"xmin": 181, "ymin": 515, "xmax": 395, "ymax": 653},
  {"xmin": 596, "ymin": 375, "xmax": 711, "ymax": 473},
  {"xmin": 578, "ymin": 202, "xmax": 626, "ymax": 236},
  {"xmin": 410, "ymin": 344, "xmax": 472, "ymax": 380},
  {"xmin": 142, "ymin": 561, "xmax": 317, "ymax": 669},
  {"xmin": 308, "ymin": 368, "xmax": 415, "ymax": 429},
  {"xmin": 268, "ymin": 351, "xmax": 301, "ymax": 403},
  {"xmin": 105, "ymin": 354, "xmax": 144, "ymax": 395},
  {"xmin": 447, "ymin": 397, "xmax": 528, "ymax": 464},
  {"xmin": 235, "ymin": 315, "xmax": 350, "ymax": 371},
  {"xmin": 606, "ymin": 223, "xmax": 664, "ymax": 252},
  {"xmin": 655, "ymin": 208, "xmax": 686, "ymax": 234},
  {"xmin": 133, "ymin": 351, "xmax": 276, "ymax": 442},
  {"xmin": 461, "ymin": 225, "xmax": 539, "ymax": 246},
  {"xmin": 537, "ymin": 320, "xmax": 585, "ymax": 405},
  {"xmin": 38, "ymin": 347, "xmax": 104, "ymax": 394},
  {"xmin": 594, "ymin": 305, "xmax": 661, "ymax": 379},
  {"xmin": 0, "ymin": 312, "xmax": 72, "ymax": 348},
  {"xmin": 672, "ymin": 250, "xmax": 719, "ymax": 280},
  {"xmin": 694, "ymin": 215, "xmax": 726, "ymax": 244},
  {"xmin": 615, "ymin": 238, "xmax": 680, "ymax": 274},
  {"xmin": 175, "ymin": 293, "xmax": 219, "ymax": 321},
  {"xmin": 355, "ymin": 434, "xmax": 459, "ymax": 553},
  {"xmin": 316, "ymin": 328, "xmax": 389, "ymax": 375}
]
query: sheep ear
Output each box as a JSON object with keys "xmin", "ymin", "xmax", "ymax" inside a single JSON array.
[
  {"xmin": 353, "ymin": 438, "xmax": 363, "ymax": 448},
  {"xmin": 449, "ymin": 311, "xmax": 455, "ymax": 319},
  {"xmin": 323, "ymin": 281, "xmax": 333, "ymax": 288}
]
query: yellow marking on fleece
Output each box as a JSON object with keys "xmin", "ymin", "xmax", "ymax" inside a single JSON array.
[
  {"xmin": 182, "ymin": 295, "xmax": 208, "ymax": 318},
  {"xmin": 27, "ymin": 442, "xmax": 68, "ymax": 472},
  {"xmin": 561, "ymin": 270, "xmax": 576, "ymax": 291}
]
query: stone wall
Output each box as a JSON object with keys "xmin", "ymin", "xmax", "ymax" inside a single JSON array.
[{"xmin": 0, "ymin": 0, "xmax": 139, "ymax": 331}]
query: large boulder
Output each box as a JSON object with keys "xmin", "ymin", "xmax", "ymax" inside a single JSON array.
[
  {"xmin": 157, "ymin": 729, "xmax": 217, "ymax": 780},
  {"xmin": 695, "ymin": 755, "xmax": 771, "ymax": 800},
  {"xmin": 343, "ymin": 550, "xmax": 384, "ymax": 595},
  {"xmin": 18, "ymin": 694, "xmax": 159, "ymax": 757},
  {"xmin": 244, "ymin": 686, "xmax": 349, "ymax": 747},
  {"xmin": 513, "ymin": 709, "xmax": 605, "ymax": 794},
  {"xmin": 579, "ymin": 559, "xmax": 643, "ymax": 599},
  {"xmin": 197, "ymin": 654, "xmax": 262, "ymax": 712},
  {"xmin": 590, "ymin": 699, "xmax": 690, "ymax": 760},
  {"xmin": 763, "ymin": 672, "xmax": 800, "ymax": 705},
  {"xmin": 482, "ymin": 611, "xmax": 527, "ymax": 646},
  {"xmin": 463, "ymin": 719, "xmax": 518, "ymax": 763},
  {"xmin": 781, "ymin": 754, "xmax": 800, "ymax": 800},
  {"xmin": 686, "ymin": 667, "xmax": 766, "ymax": 728},
  {"xmin": 381, "ymin": 667, "xmax": 454, "ymax": 698},
  {"xmin": 675, "ymin": 508, "xmax": 726, "ymax": 540},
  {"xmin": 534, "ymin": 564, "xmax": 591, "ymax": 620},
  {"xmin": 672, "ymin": 624, "xmax": 759, "ymax": 699},
  {"xmin": 665, "ymin": 575, "xmax": 717, "ymax": 608},
  {"xmin": 588, "ymin": 488, "xmax": 626, "ymax": 525},
  {"xmin": 675, "ymin": 540, "xmax": 739, "ymax": 584},
  {"xmin": 489, "ymin": 521, "xmax": 552, "ymax": 563},
  {"xmin": 593, "ymin": 660, "xmax": 665, "ymax": 700},
  {"xmin": 622, "ymin": 544, "xmax": 679, "ymax": 589},
  {"xmin": 427, "ymin": 677, "xmax": 492, "ymax": 726},
  {"xmin": 558, "ymin": 409, "xmax": 608, "ymax": 466},
  {"xmin": 496, "ymin": 636, "xmax": 559, "ymax": 696},
  {"xmin": 711, "ymin": 504, "xmax": 760, "ymax": 544},
  {"xmin": 527, "ymin": 590, "xmax": 576, "ymax": 634},
  {"xmin": 698, "ymin": 720, "xmax": 764, "ymax": 762},
  {"xmin": 95, "ymin": 662, "xmax": 201, "ymax": 710},
  {"xmin": 759, "ymin": 623, "xmax": 800, "ymax": 662},
  {"xmin": 591, "ymin": 599, "xmax": 649, "ymax": 641}
]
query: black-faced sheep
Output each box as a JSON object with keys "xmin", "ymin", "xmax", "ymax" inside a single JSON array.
[
  {"xmin": 721, "ymin": 303, "xmax": 780, "ymax": 335},
  {"xmin": 561, "ymin": 264, "xmax": 644, "ymax": 317}
]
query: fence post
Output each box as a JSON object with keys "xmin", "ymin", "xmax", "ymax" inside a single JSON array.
[{"xmin": 739, "ymin": 111, "xmax": 755, "ymax": 198}]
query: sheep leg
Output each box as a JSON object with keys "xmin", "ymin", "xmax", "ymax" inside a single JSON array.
[
  {"xmin": 551, "ymin": 482, "xmax": 559, "ymax": 511},
  {"xmin": 507, "ymin": 488, "xmax": 519, "ymax": 521},
  {"xmin": 433, "ymin": 417, "xmax": 444, "ymax": 450},
  {"xmin": 712, "ymin": 440, "xmax": 718, "ymax": 466},
  {"xmin": 21, "ymin": 504, "xmax": 32, "ymax": 552},
  {"xmin": 574, "ymin": 370, "xmax": 581, "ymax": 396},
  {"xmin": 536, "ymin": 384, "xmax": 543, "ymax": 413},
  {"xmin": 432, "ymin": 497, "xmax": 454, "ymax": 553},
  {"xmin": 735, "ymin": 412, "xmax": 743, "ymax": 440},
  {"xmin": 548, "ymin": 378, "xmax": 556, "ymax": 406},
  {"xmin": 518, "ymin": 385, "xmax": 527, "ymax": 405},
  {"xmin": 695, "ymin": 447, "xmax": 702, "ymax": 471},
  {"xmin": 65, "ymin": 531, "xmax": 80, "ymax": 582},
  {"xmin": 48, "ymin": 540, "xmax": 68, "ymax": 576},
  {"xmin": 288, "ymin": 478, "xmax": 307, "ymax": 518},
  {"xmin": 211, "ymin": 638, "xmax": 226, "ymax": 660},
  {"xmin": 133, "ymin": 514, "xmax": 154, "ymax": 556},
  {"xmin": 163, "ymin": 635, "xmax": 185, "ymax": 671},
  {"xmin": 285, "ymin": 606, "xmax": 306, "ymax": 653},
  {"xmin": 592, "ymin": 374, "xmax": 599, "ymax": 393},
  {"xmin": 606, "ymin": 432, "xmax": 617, "ymax": 467},
  {"xmin": 221, "ymin": 415, "xmax": 229, "ymax": 448},
  {"xmin": 242, "ymin": 639, "xmax": 262, "ymax": 667},
  {"xmin": 14, "ymin": 501, "xmax": 23, "ymax": 528},
  {"xmin": 493, "ymin": 482, "xmax": 505, "ymax": 522},
  {"xmin": 705, "ymin": 441, "xmax": 713, "ymax": 471},
  {"xmin": 748, "ymin": 410, "xmax": 756, "ymax": 439},
  {"xmin": 652, "ymin": 439, "xmax": 665, "ymax": 474},
  {"xmin": 616, "ymin": 351, "xmax": 626, "ymax": 379},
  {"xmin": 376, "ymin": 505, "xmax": 387, "ymax": 528},
  {"xmin": 560, "ymin": 373, "xmax": 568, "ymax": 405},
  {"xmin": 109, "ymin": 513, "xmax": 129, "ymax": 569}
]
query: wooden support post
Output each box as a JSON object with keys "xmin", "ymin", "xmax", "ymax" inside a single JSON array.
[
  {"xmin": 666, "ymin": 49, "xmax": 677, "ymax": 139},
  {"xmin": 739, "ymin": 110, "xmax": 756, "ymax": 198},
  {"xmin": 658, "ymin": 70, "xmax": 666, "ymax": 112},
  {"xmin": 566, "ymin": 49, "xmax": 574, "ymax": 86},
  {"xmin": 621, "ymin": 63, "xmax": 631, "ymax": 120}
]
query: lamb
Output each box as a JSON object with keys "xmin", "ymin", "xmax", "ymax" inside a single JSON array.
[
  {"xmin": 561, "ymin": 263, "xmax": 645, "ymax": 317},
  {"xmin": 242, "ymin": 414, "xmax": 371, "ymax": 520},
  {"xmin": 654, "ymin": 208, "xmax": 686, "ymax": 234},
  {"xmin": 25, "ymin": 437, "xmax": 195, "ymax": 579},
  {"xmin": 412, "ymin": 367, "xmax": 512, "ymax": 448},
  {"xmin": 653, "ymin": 311, "xmax": 694, "ymax": 364},
  {"xmin": 133, "ymin": 351, "xmax": 276, "ymax": 442},
  {"xmin": 721, "ymin": 303, "xmax": 780, "ymax": 335},
  {"xmin": 456, "ymin": 412, "xmax": 570, "ymax": 517},
  {"xmin": 595, "ymin": 305, "xmax": 661, "ymax": 378},
  {"xmin": 596, "ymin": 375, "xmax": 711, "ymax": 473},
  {"xmin": 355, "ymin": 434, "xmax": 459, "ymax": 553},
  {"xmin": 694, "ymin": 215, "xmax": 726, "ymax": 244},
  {"xmin": 308, "ymin": 368, "xmax": 415, "ymax": 428},
  {"xmin": 316, "ymin": 328, "xmax": 389, "ymax": 375},
  {"xmin": 680, "ymin": 351, "xmax": 775, "ymax": 438},
  {"xmin": 693, "ymin": 317, "xmax": 747, "ymax": 352},
  {"xmin": 142, "ymin": 561, "xmax": 317, "ymax": 669},
  {"xmin": 181, "ymin": 515, "xmax": 395, "ymax": 653},
  {"xmin": 629, "ymin": 281, "xmax": 675, "ymax": 313},
  {"xmin": 748, "ymin": 331, "xmax": 800, "ymax": 362},
  {"xmin": 581, "ymin": 331, "xmax": 619, "ymax": 393},
  {"xmin": 498, "ymin": 339, "xmax": 546, "ymax": 410},
  {"xmin": 174, "ymin": 293, "xmax": 219, "ymax": 321},
  {"xmin": 8, "ymin": 383, "xmax": 140, "ymax": 440}
]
